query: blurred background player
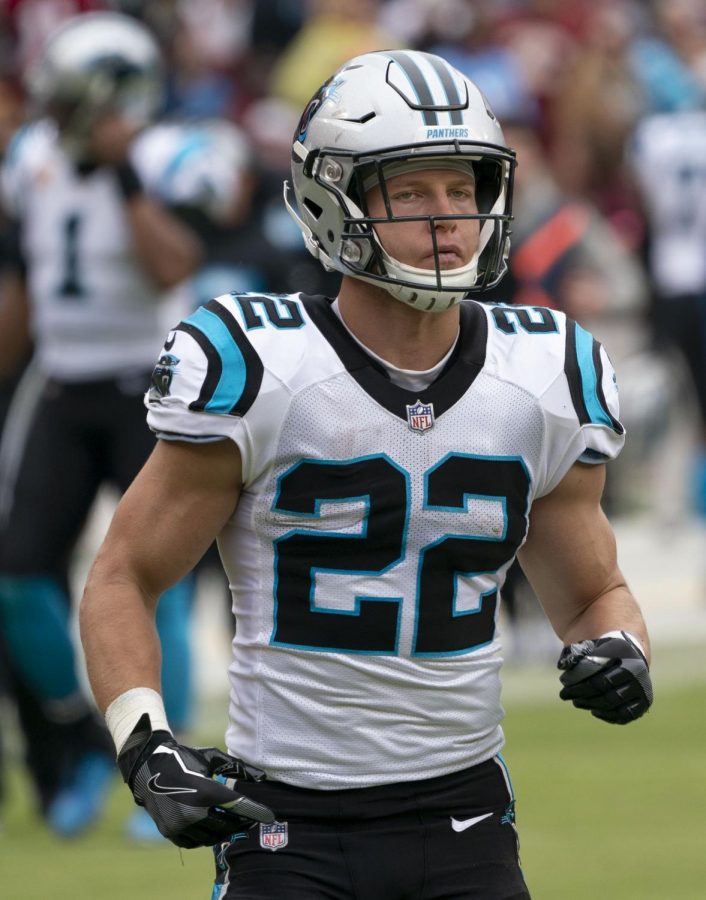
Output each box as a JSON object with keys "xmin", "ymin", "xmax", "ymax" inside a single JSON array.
[
  {"xmin": 0, "ymin": 11, "xmax": 253, "ymax": 840},
  {"xmin": 629, "ymin": 104, "xmax": 706, "ymax": 520}
]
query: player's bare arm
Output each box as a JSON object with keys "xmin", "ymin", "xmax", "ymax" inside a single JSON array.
[
  {"xmin": 88, "ymin": 112, "xmax": 204, "ymax": 289},
  {"xmin": 519, "ymin": 460, "xmax": 652, "ymax": 724},
  {"xmin": 120, "ymin": 187, "xmax": 204, "ymax": 288},
  {"xmin": 0, "ymin": 270, "xmax": 30, "ymax": 379},
  {"xmin": 518, "ymin": 460, "xmax": 648, "ymax": 655},
  {"xmin": 80, "ymin": 438, "xmax": 242, "ymax": 714},
  {"xmin": 80, "ymin": 438, "xmax": 276, "ymax": 847}
]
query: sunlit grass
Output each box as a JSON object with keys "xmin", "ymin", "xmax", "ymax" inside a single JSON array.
[{"xmin": 504, "ymin": 681, "xmax": 706, "ymax": 899}]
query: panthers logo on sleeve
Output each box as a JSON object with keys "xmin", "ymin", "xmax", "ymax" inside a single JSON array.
[
  {"xmin": 149, "ymin": 350, "xmax": 180, "ymax": 399},
  {"xmin": 144, "ymin": 293, "xmax": 315, "ymax": 451}
]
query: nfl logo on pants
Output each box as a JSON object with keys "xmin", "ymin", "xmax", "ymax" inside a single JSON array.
[{"xmin": 260, "ymin": 821, "xmax": 288, "ymax": 851}]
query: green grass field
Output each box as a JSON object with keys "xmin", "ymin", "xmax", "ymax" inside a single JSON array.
[{"xmin": 2, "ymin": 666, "xmax": 705, "ymax": 899}]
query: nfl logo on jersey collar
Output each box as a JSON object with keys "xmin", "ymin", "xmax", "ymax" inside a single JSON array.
[
  {"xmin": 260, "ymin": 820, "xmax": 288, "ymax": 851},
  {"xmin": 406, "ymin": 400, "xmax": 435, "ymax": 433}
]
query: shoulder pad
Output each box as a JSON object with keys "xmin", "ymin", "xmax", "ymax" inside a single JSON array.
[{"xmin": 132, "ymin": 120, "xmax": 251, "ymax": 219}]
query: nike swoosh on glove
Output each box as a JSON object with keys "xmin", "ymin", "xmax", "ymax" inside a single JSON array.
[
  {"xmin": 557, "ymin": 631, "xmax": 653, "ymax": 724},
  {"xmin": 118, "ymin": 713, "xmax": 275, "ymax": 848}
]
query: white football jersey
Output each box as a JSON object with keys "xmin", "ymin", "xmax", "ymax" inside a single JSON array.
[
  {"xmin": 630, "ymin": 110, "xmax": 706, "ymax": 296},
  {"xmin": 146, "ymin": 293, "xmax": 624, "ymax": 789},
  {"xmin": 0, "ymin": 118, "xmax": 248, "ymax": 380}
]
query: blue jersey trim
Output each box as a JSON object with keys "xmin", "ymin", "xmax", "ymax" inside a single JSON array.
[
  {"xmin": 574, "ymin": 324, "xmax": 613, "ymax": 428},
  {"xmin": 184, "ymin": 305, "xmax": 246, "ymax": 413}
]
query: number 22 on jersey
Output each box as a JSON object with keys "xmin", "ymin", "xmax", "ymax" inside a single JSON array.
[{"xmin": 271, "ymin": 452, "xmax": 530, "ymax": 657}]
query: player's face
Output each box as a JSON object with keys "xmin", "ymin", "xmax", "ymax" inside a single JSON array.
[{"xmin": 365, "ymin": 168, "xmax": 480, "ymax": 270}]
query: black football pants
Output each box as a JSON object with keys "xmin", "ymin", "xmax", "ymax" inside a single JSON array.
[{"xmin": 212, "ymin": 757, "xmax": 530, "ymax": 899}]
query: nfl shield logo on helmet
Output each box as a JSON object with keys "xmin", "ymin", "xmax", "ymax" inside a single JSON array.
[
  {"xmin": 406, "ymin": 399, "xmax": 435, "ymax": 433},
  {"xmin": 260, "ymin": 820, "xmax": 288, "ymax": 851}
]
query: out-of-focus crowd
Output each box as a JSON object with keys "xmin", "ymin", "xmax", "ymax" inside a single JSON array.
[
  {"xmin": 3, "ymin": 0, "xmax": 704, "ymax": 511},
  {"xmin": 1, "ymin": 0, "xmax": 706, "ymax": 516}
]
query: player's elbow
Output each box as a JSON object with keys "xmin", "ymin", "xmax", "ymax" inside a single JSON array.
[{"xmin": 81, "ymin": 547, "xmax": 156, "ymax": 628}]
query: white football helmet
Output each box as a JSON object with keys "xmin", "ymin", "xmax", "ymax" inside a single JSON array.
[
  {"xmin": 284, "ymin": 50, "xmax": 516, "ymax": 311},
  {"xmin": 26, "ymin": 12, "xmax": 164, "ymax": 160}
]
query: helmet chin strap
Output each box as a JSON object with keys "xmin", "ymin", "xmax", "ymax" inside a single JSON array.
[
  {"xmin": 383, "ymin": 282, "xmax": 464, "ymax": 312},
  {"xmin": 376, "ymin": 244, "xmax": 480, "ymax": 311},
  {"xmin": 348, "ymin": 267, "xmax": 470, "ymax": 312}
]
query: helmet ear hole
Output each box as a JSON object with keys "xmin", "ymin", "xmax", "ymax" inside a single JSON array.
[
  {"xmin": 473, "ymin": 161, "xmax": 503, "ymax": 214},
  {"xmin": 303, "ymin": 198, "xmax": 323, "ymax": 219}
]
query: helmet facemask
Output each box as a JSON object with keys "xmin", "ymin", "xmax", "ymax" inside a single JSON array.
[
  {"xmin": 354, "ymin": 150, "xmax": 513, "ymax": 310},
  {"xmin": 287, "ymin": 141, "xmax": 515, "ymax": 312},
  {"xmin": 45, "ymin": 64, "xmax": 161, "ymax": 161}
]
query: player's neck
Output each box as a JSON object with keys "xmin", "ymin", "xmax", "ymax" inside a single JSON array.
[{"xmin": 336, "ymin": 279, "xmax": 460, "ymax": 371}]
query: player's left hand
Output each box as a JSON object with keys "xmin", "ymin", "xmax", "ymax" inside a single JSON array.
[
  {"xmin": 117, "ymin": 713, "xmax": 275, "ymax": 848},
  {"xmin": 557, "ymin": 631, "xmax": 653, "ymax": 724}
]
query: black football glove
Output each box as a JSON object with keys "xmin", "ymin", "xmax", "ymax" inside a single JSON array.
[
  {"xmin": 117, "ymin": 713, "xmax": 275, "ymax": 848},
  {"xmin": 557, "ymin": 631, "xmax": 653, "ymax": 724}
]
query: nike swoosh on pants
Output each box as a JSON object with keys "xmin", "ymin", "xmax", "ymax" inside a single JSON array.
[{"xmin": 450, "ymin": 812, "xmax": 493, "ymax": 832}]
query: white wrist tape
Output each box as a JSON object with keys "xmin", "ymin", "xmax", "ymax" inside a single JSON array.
[
  {"xmin": 105, "ymin": 687, "xmax": 172, "ymax": 754},
  {"xmin": 600, "ymin": 629, "xmax": 646, "ymax": 660}
]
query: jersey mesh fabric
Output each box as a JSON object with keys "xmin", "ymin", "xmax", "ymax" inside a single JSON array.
[{"xmin": 219, "ymin": 367, "xmax": 547, "ymax": 787}]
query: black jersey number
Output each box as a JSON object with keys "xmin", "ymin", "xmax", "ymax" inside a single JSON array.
[
  {"xmin": 491, "ymin": 306, "xmax": 557, "ymax": 335},
  {"xmin": 235, "ymin": 294, "xmax": 304, "ymax": 329},
  {"xmin": 272, "ymin": 454, "xmax": 530, "ymax": 656},
  {"xmin": 57, "ymin": 213, "xmax": 85, "ymax": 299},
  {"xmin": 272, "ymin": 456, "xmax": 407, "ymax": 653}
]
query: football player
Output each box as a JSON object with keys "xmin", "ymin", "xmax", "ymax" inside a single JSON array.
[
  {"xmin": 0, "ymin": 11, "xmax": 250, "ymax": 839},
  {"xmin": 629, "ymin": 107, "xmax": 706, "ymax": 516},
  {"xmin": 80, "ymin": 50, "xmax": 652, "ymax": 897}
]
